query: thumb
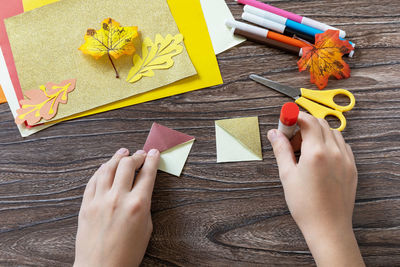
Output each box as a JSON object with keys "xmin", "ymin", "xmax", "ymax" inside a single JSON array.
[{"xmin": 267, "ymin": 129, "xmax": 296, "ymax": 179}]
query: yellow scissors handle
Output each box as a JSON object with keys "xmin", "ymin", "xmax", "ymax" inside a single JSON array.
[
  {"xmin": 300, "ymin": 88, "xmax": 356, "ymax": 112},
  {"xmin": 295, "ymin": 97, "xmax": 347, "ymax": 131}
]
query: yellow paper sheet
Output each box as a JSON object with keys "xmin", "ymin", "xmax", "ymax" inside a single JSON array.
[
  {"xmin": 6, "ymin": 0, "xmax": 197, "ymax": 125},
  {"xmin": 23, "ymin": 0, "xmax": 58, "ymax": 10},
  {"xmin": 22, "ymin": 0, "xmax": 222, "ymax": 127}
]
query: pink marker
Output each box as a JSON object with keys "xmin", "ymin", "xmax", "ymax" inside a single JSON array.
[
  {"xmin": 278, "ymin": 102, "xmax": 299, "ymax": 139},
  {"xmin": 236, "ymin": 0, "xmax": 346, "ymax": 38}
]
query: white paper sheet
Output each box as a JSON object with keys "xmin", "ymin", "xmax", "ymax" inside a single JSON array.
[
  {"xmin": 200, "ymin": 0, "xmax": 246, "ymax": 54},
  {"xmin": 159, "ymin": 140, "xmax": 195, "ymax": 176}
]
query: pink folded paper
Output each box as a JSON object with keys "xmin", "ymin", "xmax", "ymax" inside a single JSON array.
[
  {"xmin": 143, "ymin": 122, "xmax": 195, "ymax": 177},
  {"xmin": 143, "ymin": 122, "xmax": 194, "ymax": 153}
]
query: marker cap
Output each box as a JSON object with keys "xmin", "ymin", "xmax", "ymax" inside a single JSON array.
[{"xmin": 280, "ymin": 102, "xmax": 299, "ymax": 126}]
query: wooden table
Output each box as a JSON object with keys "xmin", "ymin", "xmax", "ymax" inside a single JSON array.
[{"xmin": 0, "ymin": 0, "xmax": 399, "ymax": 265}]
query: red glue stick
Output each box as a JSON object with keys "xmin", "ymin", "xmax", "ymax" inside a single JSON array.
[{"xmin": 278, "ymin": 102, "xmax": 299, "ymax": 139}]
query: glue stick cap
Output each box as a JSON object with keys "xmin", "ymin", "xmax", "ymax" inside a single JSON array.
[{"xmin": 280, "ymin": 102, "xmax": 299, "ymax": 126}]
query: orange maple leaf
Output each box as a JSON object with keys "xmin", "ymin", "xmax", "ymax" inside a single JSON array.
[
  {"xmin": 297, "ymin": 29, "xmax": 354, "ymax": 90},
  {"xmin": 15, "ymin": 79, "xmax": 76, "ymax": 125},
  {"xmin": 79, "ymin": 18, "xmax": 138, "ymax": 78}
]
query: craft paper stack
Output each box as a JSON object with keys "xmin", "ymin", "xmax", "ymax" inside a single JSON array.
[
  {"xmin": 0, "ymin": 0, "xmax": 248, "ymax": 137},
  {"xmin": 7, "ymin": 0, "xmax": 197, "ymax": 124}
]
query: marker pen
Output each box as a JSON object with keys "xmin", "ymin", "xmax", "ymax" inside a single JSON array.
[
  {"xmin": 243, "ymin": 6, "xmax": 354, "ymax": 46},
  {"xmin": 242, "ymin": 12, "xmax": 315, "ymax": 44},
  {"xmin": 233, "ymin": 28, "xmax": 304, "ymax": 56},
  {"xmin": 242, "ymin": 10, "xmax": 355, "ymax": 57},
  {"xmin": 236, "ymin": 0, "xmax": 346, "ymax": 38},
  {"xmin": 278, "ymin": 102, "xmax": 299, "ymax": 139},
  {"xmin": 225, "ymin": 19, "xmax": 310, "ymax": 49}
]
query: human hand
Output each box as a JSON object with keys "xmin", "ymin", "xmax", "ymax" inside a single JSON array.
[
  {"xmin": 267, "ymin": 112, "xmax": 364, "ymax": 266},
  {"xmin": 74, "ymin": 148, "xmax": 160, "ymax": 267}
]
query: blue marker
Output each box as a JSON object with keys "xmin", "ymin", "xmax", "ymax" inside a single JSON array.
[
  {"xmin": 244, "ymin": 5, "xmax": 355, "ymax": 56},
  {"xmin": 242, "ymin": 12, "xmax": 315, "ymax": 44},
  {"xmin": 285, "ymin": 19, "xmax": 355, "ymax": 47}
]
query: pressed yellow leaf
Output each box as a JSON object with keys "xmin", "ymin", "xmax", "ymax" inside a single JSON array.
[
  {"xmin": 126, "ymin": 33, "xmax": 184, "ymax": 83},
  {"xmin": 79, "ymin": 18, "xmax": 138, "ymax": 59},
  {"xmin": 78, "ymin": 18, "xmax": 138, "ymax": 78}
]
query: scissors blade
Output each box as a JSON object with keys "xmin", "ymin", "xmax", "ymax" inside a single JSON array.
[{"xmin": 249, "ymin": 74, "xmax": 300, "ymax": 99}]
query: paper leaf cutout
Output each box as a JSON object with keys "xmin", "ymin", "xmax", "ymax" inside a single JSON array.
[
  {"xmin": 297, "ymin": 30, "xmax": 354, "ymax": 90},
  {"xmin": 15, "ymin": 79, "xmax": 76, "ymax": 125},
  {"xmin": 79, "ymin": 18, "xmax": 138, "ymax": 78},
  {"xmin": 126, "ymin": 33, "xmax": 184, "ymax": 83}
]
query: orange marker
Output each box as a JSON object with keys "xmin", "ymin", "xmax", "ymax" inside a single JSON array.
[
  {"xmin": 234, "ymin": 28, "xmax": 302, "ymax": 55},
  {"xmin": 267, "ymin": 30, "xmax": 308, "ymax": 49}
]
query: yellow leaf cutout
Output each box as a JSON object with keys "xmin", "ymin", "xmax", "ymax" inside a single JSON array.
[
  {"xmin": 79, "ymin": 18, "xmax": 138, "ymax": 78},
  {"xmin": 126, "ymin": 34, "xmax": 184, "ymax": 83}
]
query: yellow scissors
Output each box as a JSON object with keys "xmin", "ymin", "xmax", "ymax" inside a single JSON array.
[{"xmin": 250, "ymin": 74, "xmax": 356, "ymax": 131}]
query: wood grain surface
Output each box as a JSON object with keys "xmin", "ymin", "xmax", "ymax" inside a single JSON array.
[{"xmin": 0, "ymin": 0, "xmax": 399, "ymax": 266}]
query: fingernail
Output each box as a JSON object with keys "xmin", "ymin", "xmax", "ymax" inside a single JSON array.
[
  {"xmin": 267, "ymin": 129, "xmax": 278, "ymax": 142},
  {"xmin": 148, "ymin": 149, "xmax": 159, "ymax": 156},
  {"xmin": 135, "ymin": 150, "xmax": 146, "ymax": 155},
  {"xmin": 117, "ymin": 148, "xmax": 129, "ymax": 155}
]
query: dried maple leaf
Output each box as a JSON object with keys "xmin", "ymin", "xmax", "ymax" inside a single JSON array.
[
  {"xmin": 126, "ymin": 33, "xmax": 184, "ymax": 83},
  {"xmin": 79, "ymin": 18, "xmax": 138, "ymax": 78},
  {"xmin": 15, "ymin": 79, "xmax": 76, "ymax": 125},
  {"xmin": 297, "ymin": 29, "xmax": 354, "ymax": 90}
]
